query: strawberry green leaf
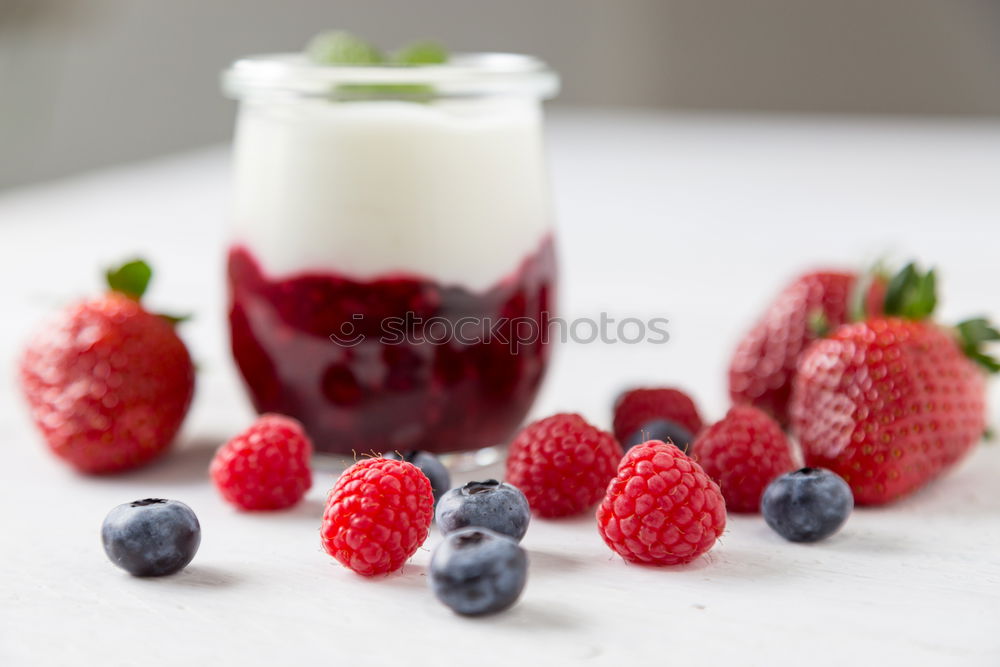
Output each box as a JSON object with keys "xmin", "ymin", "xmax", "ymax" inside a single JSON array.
[
  {"xmin": 957, "ymin": 317, "xmax": 1000, "ymax": 344},
  {"xmin": 965, "ymin": 350, "xmax": 1000, "ymax": 373},
  {"xmin": 807, "ymin": 309, "xmax": 831, "ymax": 337},
  {"xmin": 882, "ymin": 262, "xmax": 937, "ymax": 320},
  {"xmin": 106, "ymin": 259, "xmax": 152, "ymax": 300},
  {"xmin": 882, "ymin": 262, "xmax": 914, "ymax": 315},
  {"xmin": 956, "ymin": 317, "xmax": 1000, "ymax": 374},
  {"xmin": 159, "ymin": 313, "xmax": 193, "ymax": 326},
  {"xmin": 910, "ymin": 269, "xmax": 937, "ymax": 319}
]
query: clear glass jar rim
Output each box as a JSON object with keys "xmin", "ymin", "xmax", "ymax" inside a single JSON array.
[{"xmin": 223, "ymin": 52, "xmax": 559, "ymax": 99}]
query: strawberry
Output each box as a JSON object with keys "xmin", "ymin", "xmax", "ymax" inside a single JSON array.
[
  {"xmin": 729, "ymin": 270, "xmax": 885, "ymax": 426},
  {"xmin": 19, "ymin": 260, "xmax": 195, "ymax": 474},
  {"xmin": 790, "ymin": 263, "xmax": 995, "ymax": 505}
]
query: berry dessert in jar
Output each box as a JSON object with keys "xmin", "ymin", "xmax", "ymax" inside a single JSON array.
[{"xmin": 222, "ymin": 33, "xmax": 559, "ymax": 456}]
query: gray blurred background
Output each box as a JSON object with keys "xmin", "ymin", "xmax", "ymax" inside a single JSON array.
[{"xmin": 2, "ymin": 0, "xmax": 1000, "ymax": 190}]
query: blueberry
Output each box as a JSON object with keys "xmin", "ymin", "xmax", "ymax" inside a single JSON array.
[
  {"xmin": 623, "ymin": 418, "xmax": 694, "ymax": 453},
  {"xmin": 435, "ymin": 480, "xmax": 530, "ymax": 542},
  {"xmin": 101, "ymin": 499, "xmax": 201, "ymax": 576},
  {"xmin": 383, "ymin": 450, "xmax": 451, "ymax": 504},
  {"xmin": 761, "ymin": 468, "xmax": 853, "ymax": 543},
  {"xmin": 430, "ymin": 527, "xmax": 527, "ymax": 616}
]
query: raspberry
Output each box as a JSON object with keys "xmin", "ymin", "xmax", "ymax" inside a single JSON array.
[
  {"xmin": 505, "ymin": 413, "xmax": 623, "ymax": 518},
  {"xmin": 691, "ymin": 406, "xmax": 796, "ymax": 513},
  {"xmin": 210, "ymin": 414, "xmax": 313, "ymax": 511},
  {"xmin": 321, "ymin": 457, "xmax": 434, "ymax": 576},
  {"xmin": 597, "ymin": 441, "xmax": 726, "ymax": 566},
  {"xmin": 613, "ymin": 388, "xmax": 703, "ymax": 443}
]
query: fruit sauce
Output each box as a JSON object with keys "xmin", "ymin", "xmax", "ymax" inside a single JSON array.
[{"xmin": 228, "ymin": 238, "xmax": 555, "ymax": 455}]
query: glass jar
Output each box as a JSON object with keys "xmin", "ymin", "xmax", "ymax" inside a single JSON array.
[{"xmin": 222, "ymin": 52, "xmax": 559, "ymax": 455}]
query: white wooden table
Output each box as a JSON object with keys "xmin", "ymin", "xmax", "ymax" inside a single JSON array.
[{"xmin": 1, "ymin": 110, "xmax": 999, "ymax": 666}]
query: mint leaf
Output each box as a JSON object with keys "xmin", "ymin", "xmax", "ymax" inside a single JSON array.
[
  {"xmin": 307, "ymin": 30, "xmax": 383, "ymax": 65},
  {"xmin": 106, "ymin": 259, "xmax": 152, "ymax": 300},
  {"xmin": 306, "ymin": 33, "xmax": 450, "ymax": 100},
  {"xmin": 393, "ymin": 41, "xmax": 448, "ymax": 65}
]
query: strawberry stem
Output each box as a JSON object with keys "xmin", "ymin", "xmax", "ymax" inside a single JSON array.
[
  {"xmin": 807, "ymin": 309, "xmax": 831, "ymax": 337},
  {"xmin": 105, "ymin": 258, "xmax": 191, "ymax": 326},
  {"xmin": 106, "ymin": 259, "xmax": 152, "ymax": 300}
]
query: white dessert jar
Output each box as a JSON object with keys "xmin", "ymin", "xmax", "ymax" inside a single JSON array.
[{"xmin": 222, "ymin": 52, "xmax": 560, "ymax": 457}]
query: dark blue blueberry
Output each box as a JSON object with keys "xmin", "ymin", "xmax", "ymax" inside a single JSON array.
[
  {"xmin": 623, "ymin": 418, "xmax": 694, "ymax": 453},
  {"xmin": 384, "ymin": 450, "xmax": 451, "ymax": 503},
  {"xmin": 430, "ymin": 527, "xmax": 527, "ymax": 616},
  {"xmin": 101, "ymin": 499, "xmax": 201, "ymax": 576},
  {"xmin": 435, "ymin": 479, "xmax": 530, "ymax": 542},
  {"xmin": 761, "ymin": 468, "xmax": 853, "ymax": 543}
]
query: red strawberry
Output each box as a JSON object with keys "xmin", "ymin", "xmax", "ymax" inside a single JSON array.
[
  {"xmin": 729, "ymin": 270, "xmax": 885, "ymax": 426},
  {"xmin": 19, "ymin": 260, "xmax": 195, "ymax": 474},
  {"xmin": 790, "ymin": 264, "xmax": 994, "ymax": 505},
  {"xmin": 612, "ymin": 387, "xmax": 703, "ymax": 443}
]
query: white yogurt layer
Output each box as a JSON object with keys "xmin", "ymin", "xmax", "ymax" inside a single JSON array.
[{"xmin": 231, "ymin": 98, "xmax": 552, "ymax": 291}]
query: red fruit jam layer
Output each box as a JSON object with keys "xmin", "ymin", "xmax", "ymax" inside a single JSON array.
[{"xmin": 228, "ymin": 238, "xmax": 556, "ymax": 455}]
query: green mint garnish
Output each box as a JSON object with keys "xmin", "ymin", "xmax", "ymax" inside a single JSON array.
[
  {"xmin": 305, "ymin": 31, "xmax": 450, "ymax": 100},
  {"xmin": 393, "ymin": 41, "xmax": 448, "ymax": 65},
  {"xmin": 106, "ymin": 259, "xmax": 152, "ymax": 300},
  {"xmin": 307, "ymin": 30, "xmax": 383, "ymax": 65}
]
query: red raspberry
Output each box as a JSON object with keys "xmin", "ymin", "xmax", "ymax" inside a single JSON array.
[
  {"xmin": 210, "ymin": 414, "xmax": 313, "ymax": 510},
  {"xmin": 691, "ymin": 405, "xmax": 796, "ymax": 513},
  {"xmin": 597, "ymin": 441, "xmax": 726, "ymax": 566},
  {"xmin": 613, "ymin": 388, "xmax": 703, "ymax": 443},
  {"xmin": 506, "ymin": 413, "xmax": 623, "ymax": 518},
  {"xmin": 321, "ymin": 457, "xmax": 434, "ymax": 576}
]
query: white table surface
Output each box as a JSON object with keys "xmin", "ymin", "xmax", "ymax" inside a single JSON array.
[{"xmin": 1, "ymin": 110, "xmax": 999, "ymax": 666}]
